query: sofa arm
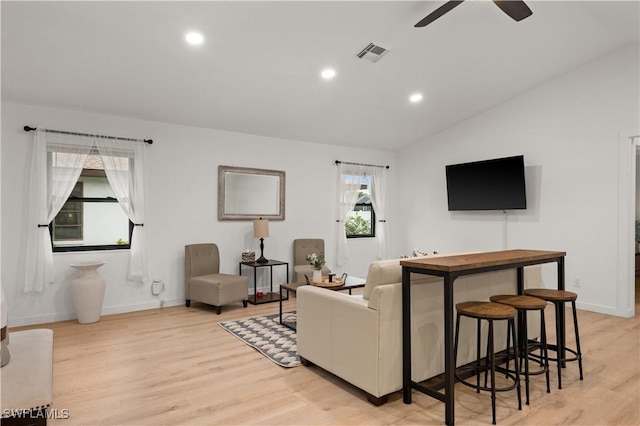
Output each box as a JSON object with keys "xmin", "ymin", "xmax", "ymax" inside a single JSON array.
[
  {"xmin": 297, "ymin": 286, "xmax": 381, "ymax": 395},
  {"xmin": 1, "ymin": 329, "xmax": 53, "ymax": 419}
]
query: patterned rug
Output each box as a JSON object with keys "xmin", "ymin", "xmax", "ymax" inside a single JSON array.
[{"xmin": 218, "ymin": 312, "xmax": 300, "ymax": 368}]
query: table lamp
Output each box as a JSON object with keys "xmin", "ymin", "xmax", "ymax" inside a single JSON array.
[{"xmin": 253, "ymin": 218, "xmax": 269, "ymax": 264}]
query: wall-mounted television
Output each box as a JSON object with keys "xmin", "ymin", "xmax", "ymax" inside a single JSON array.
[{"xmin": 445, "ymin": 155, "xmax": 527, "ymax": 211}]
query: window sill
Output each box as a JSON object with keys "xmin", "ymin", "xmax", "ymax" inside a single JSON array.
[{"xmin": 52, "ymin": 248, "xmax": 130, "ymax": 255}]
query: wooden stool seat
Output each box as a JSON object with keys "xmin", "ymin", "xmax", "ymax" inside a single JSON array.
[
  {"xmin": 490, "ymin": 294, "xmax": 547, "ymax": 310},
  {"xmin": 524, "ymin": 288, "xmax": 577, "ymax": 302},
  {"xmin": 456, "ymin": 301, "xmax": 516, "ymax": 320}
]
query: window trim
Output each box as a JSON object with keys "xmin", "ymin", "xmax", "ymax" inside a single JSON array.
[
  {"xmin": 51, "ymin": 186, "xmax": 133, "ymax": 252},
  {"xmin": 49, "ymin": 156, "xmax": 134, "ymax": 253},
  {"xmin": 51, "ymin": 219, "xmax": 133, "ymax": 252},
  {"xmin": 346, "ymin": 202, "xmax": 376, "ymax": 239}
]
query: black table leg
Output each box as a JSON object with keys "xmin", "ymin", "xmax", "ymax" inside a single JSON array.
[
  {"xmin": 516, "ymin": 266, "xmax": 527, "ymax": 365},
  {"xmin": 517, "ymin": 266, "xmax": 524, "ymax": 294},
  {"xmin": 402, "ymin": 267, "xmax": 412, "ymax": 404},
  {"xmin": 269, "ymin": 265, "xmax": 274, "ymax": 294},
  {"xmin": 557, "ymin": 258, "xmax": 566, "ymax": 367},
  {"xmin": 443, "ymin": 274, "xmax": 455, "ymax": 426},
  {"xmin": 279, "ymin": 287, "xmax": 284, "ymax": 325}
]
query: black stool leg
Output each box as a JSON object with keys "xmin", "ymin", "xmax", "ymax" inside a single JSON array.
[
  {"xmin": 571, "ymin": 300, "xmax": 584, "ymax": 380},
  {"xmin": 521, "ymin": 310, "xmax": 531, "ymax": 405},
  {"xmin": 540, "ymin": 310, "xmax": 551, "ymax": 393},
  {"xmin": 478, "ymin": 318, "xmax": 485, "ymax": 392},
  {"xmin": 488, "ymin": 319, "xmax": 496, "ymax": 425},
  {"xmin": 454, "ymin": 312, "xmax": 462, "ymax": 383},
  {"xmin": 554, "ymin": 301, "xmax": 563, "ymax": 389},
  {"xmin": 505, "ymin": 318, "xmax": 512, "ymax": 378},
  {"xmin": 509, "ymin": 317, "xmax": 522, "ymax": 411}
]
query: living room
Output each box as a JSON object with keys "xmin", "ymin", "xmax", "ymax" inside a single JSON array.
[{"xmin": 1, "ymin": 1, "xmax": 639, "ymax": 425}]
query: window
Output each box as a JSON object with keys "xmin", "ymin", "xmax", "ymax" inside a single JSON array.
[
  {"xmin": 53, "ymin": 182, "xmax": 83, "ymax": 241},
  {"xmin": 345, "ymin": 176, "xmax": 376, "ymax": 238},
  {"xmin": 50, "ymin": 152, "xmax": 132, "ymax": 252}
]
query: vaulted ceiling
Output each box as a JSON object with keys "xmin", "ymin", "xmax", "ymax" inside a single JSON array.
[{"xmin": 2, "ymin": 1, "xmax": 639, "ymax": 151}]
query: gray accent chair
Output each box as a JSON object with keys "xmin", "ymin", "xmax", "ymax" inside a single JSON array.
[
  {"xmin": 185, "ymin": 243, "xmax": 248, "ymax": 314},
  {"xmin": 293, "ymin": 239, "xmax": 331, "ymax": 284}
]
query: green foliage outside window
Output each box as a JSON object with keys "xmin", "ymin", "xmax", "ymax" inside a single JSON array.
[{"xmin": 345, "ymin": 213, "xmax": 372, "ymax": 235}]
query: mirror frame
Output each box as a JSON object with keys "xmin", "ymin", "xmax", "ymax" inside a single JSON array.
[{"xmin": 218, "ymin": 165, "xmax": 286, "ymax": 221}]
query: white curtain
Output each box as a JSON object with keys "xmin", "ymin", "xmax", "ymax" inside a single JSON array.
[
  {"xmin": 24, "ymin": 130, "xmax": 92, "ymax": 292},
  {"xmin": 23, "ymin": 130, "xmax": 149, "ymax": 292},
  {"xmin": 334, "ymin": 163, "xmax": 367, "ymax": 266},
  {"xmin": 370, "ymin": 167, "xmax": 388, "ymax": 260},
  {"xmin": 95, "ymin": 137, "xmax": 148, "ymax": 283}
]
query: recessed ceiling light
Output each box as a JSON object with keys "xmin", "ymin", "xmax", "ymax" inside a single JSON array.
[
  {"xmin": 185, "ymin": 32, "xmax": 204, "ymax": 46},
  {"xmin": 321, "ymin": 68, "xmax": 336, "ymax": 80},
  {"xmin": 409, "ymin": 93, "xmax": 423, "ymax": 103}
]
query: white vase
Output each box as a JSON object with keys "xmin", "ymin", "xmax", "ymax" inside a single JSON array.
[
  {"xmin": 70, "ymin": 262, "xmax": 106, "ymax": 324},
  {"xmin": 312, "ymin": 269, "xmax": 322, "ymax": 283}
]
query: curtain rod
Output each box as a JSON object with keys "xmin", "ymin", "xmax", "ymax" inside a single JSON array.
[
  {"xmin": 335, "ymin": 160, "xmax": 389, "ymax": 169},
  {"xmin": 630, "ymin": 135, "xmax": 640, "ymax": 140},
  {"xmin": 23, "ymin": 126, "xmax": 153, "ymax": 145}
]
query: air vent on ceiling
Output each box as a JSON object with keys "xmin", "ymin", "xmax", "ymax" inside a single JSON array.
[{"xmin": 356, "ymin": 42, "xmax": 390, "ymax": 63}]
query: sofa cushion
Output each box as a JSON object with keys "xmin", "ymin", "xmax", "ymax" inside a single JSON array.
[
  {"xmin": 189, "ymin": 273, "xmax": 248, "ymax": 306},
  {"xmin": 0, "ymin": 329, "xmax": 53, "ymax": 415},
  {"xmin": 362, "ymin": 259, "xmax": 402, "ymax": 300}
]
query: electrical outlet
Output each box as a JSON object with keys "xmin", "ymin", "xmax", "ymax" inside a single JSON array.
[
  {"xmin": 152, "ymin": 279, "xmax": 164, "ymax": 295},
  {"xmin": 573, "ymin": 278, "xmax": 581, "ymax": 288}
]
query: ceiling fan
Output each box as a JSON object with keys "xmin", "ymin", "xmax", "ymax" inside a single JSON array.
[{"xmin": 415, "ymin": 0, "xmax": 532, "ymax": 27}]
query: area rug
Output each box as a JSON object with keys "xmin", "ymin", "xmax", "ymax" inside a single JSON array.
[{"xmin": 218, "ymin": 312, "xmax": 300, "ymax": 368}]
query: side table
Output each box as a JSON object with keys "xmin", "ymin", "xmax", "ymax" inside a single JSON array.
[{"xmin": 239, "ymin": 260, "xmax": 289, "ymax": 304}]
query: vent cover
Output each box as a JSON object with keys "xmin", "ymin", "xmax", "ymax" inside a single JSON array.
[{"xmin": 356, "ymin": 43, "xmax": 390, "ymax": 63}]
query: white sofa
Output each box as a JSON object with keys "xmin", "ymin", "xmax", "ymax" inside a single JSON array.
[
  {"xmin": 297, "ymin": 255, "xmax": 542, "ymax": 405},
  {"xmin": 1, "ymin": 329, "xmax": 54, "ymax": 424}
]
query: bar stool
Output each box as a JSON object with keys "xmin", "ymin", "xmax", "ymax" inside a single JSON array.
[
  {"xmin": 524, "ymin": 288, "xmax": 584, "ymax": 389},
  {"xmin": 490, "ymin": 294, "xmax": 550, "ymax": 405},
  {"xmin": 454, "ymin": 301, "xmax": 521, "ymax": 425}
]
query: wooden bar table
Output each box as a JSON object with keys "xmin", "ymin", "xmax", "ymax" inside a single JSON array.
[{"xmin": 401, "ymin": 249, "xmax": 566, "ymax": 426}]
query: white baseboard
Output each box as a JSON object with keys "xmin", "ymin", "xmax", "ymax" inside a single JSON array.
[
  {"xmin": 575, "ymin": 300, "xmax": 631, "ymax": 318},
  {"xmin": 10, "ymin": 298, "xmax": 185, "ymax": 327}
]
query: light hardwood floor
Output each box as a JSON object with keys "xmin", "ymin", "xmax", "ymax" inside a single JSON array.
[{"xmin": 9, "ymin": 282, "xmax": 640, "ymax": 426}]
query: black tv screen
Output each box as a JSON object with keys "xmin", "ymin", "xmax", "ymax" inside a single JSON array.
[{"xmin": 445, "ymin": 155, "xmax": 527, "ymax": 211}]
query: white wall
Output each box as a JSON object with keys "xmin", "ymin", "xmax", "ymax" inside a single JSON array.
[
  {"xmin": 1, "ymin": 102, "xmax": 398, "ymax": 326},
  {"xmin": 3, "ymin": 43, "xmax": 637, "ymax": 325},
  {"xmin": 397, "ymin": 43, "xmax": 640, "ymax": 317}
]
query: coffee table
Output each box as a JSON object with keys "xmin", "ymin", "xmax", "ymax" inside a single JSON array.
[{"xmin": 278, "ymin": 281, "xmax": 366, "ymax": 330}]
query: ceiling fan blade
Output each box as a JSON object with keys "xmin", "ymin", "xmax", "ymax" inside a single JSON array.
[
  {"xmin": 415, "ymin": 1, "xmax": 465, "ymax": 27},
  {"xmin": 492, "ymin": 0, "xmax": 532, "ymax": 22}
]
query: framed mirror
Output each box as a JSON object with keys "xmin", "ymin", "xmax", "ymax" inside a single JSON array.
[{"xmin": 218, "ymin": 165, "xmax": 286, "ymax": 220}]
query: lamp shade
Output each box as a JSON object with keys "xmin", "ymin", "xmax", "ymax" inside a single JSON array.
[{"xmin": 253, "ymin": 219, "xmax": 269, "ymax": 238}]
